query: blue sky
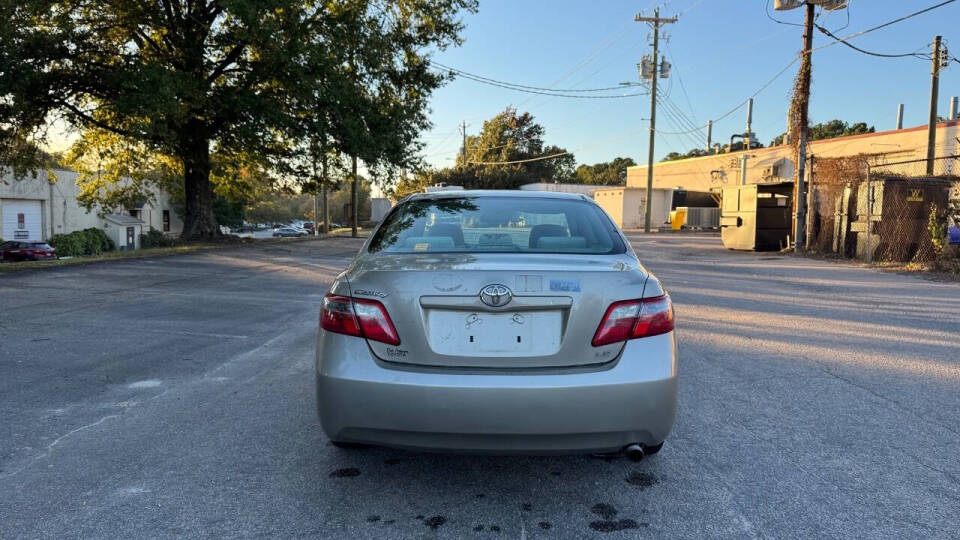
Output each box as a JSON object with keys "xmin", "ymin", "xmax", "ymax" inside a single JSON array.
[{"xmin": 419, "ymin": 0, "xmax": 960, "ymax": 169}]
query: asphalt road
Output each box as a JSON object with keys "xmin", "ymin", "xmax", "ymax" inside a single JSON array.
[{"xmin": 1, "ymin": 234, "xmax": 958, "ymax": 538}]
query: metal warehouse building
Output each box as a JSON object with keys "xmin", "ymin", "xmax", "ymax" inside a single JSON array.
[{"xmin": 626, "ymin": 120, "xmax": 960, "ymax": 193}]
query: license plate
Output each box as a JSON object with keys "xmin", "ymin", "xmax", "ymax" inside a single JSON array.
[{"xmin": 427, "ymin": 310, "xmax": 562, "ymax": 357}]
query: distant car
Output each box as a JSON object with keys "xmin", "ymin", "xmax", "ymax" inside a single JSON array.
[
  {"xmin": 272, "ymin": 227, "xmax": 307, "ymax": 238},
  {"xmin": 316, "ymin": 190, "xmax": 677, "ymax": 460},
  {"xmin": 0, "ymin": 241, "xmax": 57, "ymax": 262}
]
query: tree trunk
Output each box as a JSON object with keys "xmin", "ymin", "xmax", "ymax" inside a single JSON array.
[{"xmin": 179, "ymin": 137, "xmax": 219, "ymax": 240}]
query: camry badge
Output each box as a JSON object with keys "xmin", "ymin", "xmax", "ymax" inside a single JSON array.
[{"xmin": 479, "ymin": 284, "xmax": 512, "ymax": 307}]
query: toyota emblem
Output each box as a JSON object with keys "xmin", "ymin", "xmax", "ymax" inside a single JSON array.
[{"xmin": 479, "ymin": 284, "xmax": 512, "ymax": 307}]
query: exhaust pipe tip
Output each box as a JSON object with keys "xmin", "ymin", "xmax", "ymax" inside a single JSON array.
[{"xmin": 624, "ymin": 443, "xmax": 645, "ymax": 462}]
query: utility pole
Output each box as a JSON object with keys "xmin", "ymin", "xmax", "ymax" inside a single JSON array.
[
  {"xmin": 927, "ymin": 35, "xmax": 943, "ymax": 175},
  {"xmin": 351, "ymin": 155, "xmax": 358, "ymax": 237},
  {"xmin": 793, "ymin": 1, "xmax": 814, "ymax": 254},
  {"xmin": 321, "ymin": 141, "xmax": 329, "ymax": 234},
  {"xmin": 635, "ymin": 7, "xmax": 677, "ymax": 233},
  {"xmin": 459, "ymin": 121, "xmax": 468, "ymax": 169},
  {"xmin": 312, "ymin": 148, "xmax": 320, "ymax": 237}
]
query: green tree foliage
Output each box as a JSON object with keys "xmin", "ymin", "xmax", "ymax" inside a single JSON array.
[
  {"xmin": 244, "ymin": 180, "xmax": 370, "ymax": 226},
  {"xmin": 770, "ymin": 120, "xmax": 875, "ymax": 146},
  {"xmin": 661, "ymin": 149, "xmax": 710, "ymax": 162},
  {"xmin": 0, "ymin": 0, "xmax": 476, "ymax": 239},
  {"xmin": 388, "ymin": 169, "xmax": 436, "ymax": 199},
  {"xmin": 423, "ymin": 107, "xmax": 574, "ymax": 190},
  {"xmin": 573, "ymin": 157, "xmax": 637, "ymax": 185},
  {"xmin": 213, "ymin": 196, "xmax": 246, "ymax": 228}
]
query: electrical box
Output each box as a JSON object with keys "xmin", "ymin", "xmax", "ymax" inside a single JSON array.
[
  {"xmin": 773, "ymin": 0, "xmax": 804, "ymax": 10},
  {"xmin": 811, "ymin": 0, "xmax": 847, "ymax": 10},
  {"xmin": 638, "ymin": 56, "xmax": 653, "ymax": 79},
  {"xmin": 659, "ymin": 58, "xmax": 671, "ymax": 78}
]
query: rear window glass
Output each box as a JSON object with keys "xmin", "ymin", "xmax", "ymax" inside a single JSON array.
[
  {"xmin": 369, "ymin": 196, "xmax": 625, "ymax": 254},
  {"xmin": 30, "ymin": 243, "xmax": 53, "ymax": 249}
]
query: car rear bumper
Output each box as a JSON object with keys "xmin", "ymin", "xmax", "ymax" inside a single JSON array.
[{"xmin": 316, "ymin": 331, "xmax": 677, "ymax": 454}]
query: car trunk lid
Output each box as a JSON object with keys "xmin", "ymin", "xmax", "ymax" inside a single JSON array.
[{"xmin": 346, "ymin": 253, "xmax": 647, "ymax": 369}]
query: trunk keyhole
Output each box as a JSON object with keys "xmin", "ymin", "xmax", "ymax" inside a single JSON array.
[
  {"xmin": 517, "ymin": 336, "xmax": 521, "ymax": 343},
  {"xmin": 469, "ymin": 336, "xmax": 474, "ymax": 343}
]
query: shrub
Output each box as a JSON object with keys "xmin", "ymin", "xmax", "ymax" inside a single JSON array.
[
  {"xmin": 49, "ymin": 232, "xmax": 85, "ymax": 257},
  {"xmin": 82, "ymin": 227, "xmax": 114, "ymax": 254},
  {"xmin": 928, "ymin": 204, "xmax": 949, "ymax": 260},
  {"xmin": 140, "ymin": 228, "xmax": 180, "ymax": 248},
  {"xmin": 49, "ymin": 227, "xmax": 115, "ymax": 257}
]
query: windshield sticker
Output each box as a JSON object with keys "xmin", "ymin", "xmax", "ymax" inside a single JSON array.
[
  {"xmin": 550, "ymin": 279, "xmax": 580, "ymax": 292},
  {"xmin": 413, "ymin": 242, "xmax": 429, "ymax": 251}
]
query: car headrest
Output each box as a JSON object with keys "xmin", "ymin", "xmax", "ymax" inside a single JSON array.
[
  {"xmin": 426, "ymin": 223, "xmax": 465, "ymax": 246},
  {"xmin": 535, "ymin": 236, "xmax": 588, "ymax": 250},
  {"xmin": 528, "ymin": 224, "xmax": 569, "ymax": 248}
]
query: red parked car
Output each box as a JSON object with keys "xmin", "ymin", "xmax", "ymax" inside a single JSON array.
[{"xmin": 0, "ymin": 240, "xmax": 57, "ymax": 262}]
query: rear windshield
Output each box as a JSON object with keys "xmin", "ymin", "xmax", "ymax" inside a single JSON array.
[{"xmin": 369, "ymin": 196, "xmax": 625, "ymax": 254}]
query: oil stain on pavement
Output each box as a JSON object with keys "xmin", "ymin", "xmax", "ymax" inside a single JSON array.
[{"xmin": 589, "ymin": 503, "xmax": 648, "ymax": 533}]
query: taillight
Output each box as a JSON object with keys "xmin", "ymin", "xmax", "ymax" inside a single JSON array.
[
  {"xmin": 592, "ymin": 295, "xmax": 674, "ymax": 347},
  {"xmin": 320, "ymin": 293, "xmax": 400, "ymax": 345}
]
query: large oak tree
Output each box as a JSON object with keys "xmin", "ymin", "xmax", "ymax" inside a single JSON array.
[{"xmin": 0, "ymin": 0, "xmax": 475, "ymax": 238}]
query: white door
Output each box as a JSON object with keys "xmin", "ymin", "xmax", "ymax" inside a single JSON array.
[{"xmin": 2, "ymin": 200, "xmax": 43, "ymax": 241}]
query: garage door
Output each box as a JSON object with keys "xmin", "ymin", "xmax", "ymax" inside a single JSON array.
[{"xmin": 2, "ymin": 200, "xmax": 43, "ymax": 241}]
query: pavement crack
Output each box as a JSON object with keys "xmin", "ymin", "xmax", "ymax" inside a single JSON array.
[
  {"xmin": 805, "ymin": 356, "xmax": 960, "ymax": 439},
  {"xmin": 0, "ymin": 413, "xmax": 120, "ymax": 481}
]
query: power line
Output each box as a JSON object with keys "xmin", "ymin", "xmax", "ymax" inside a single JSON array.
[
  {"xmin": 467, "ymin": 151, "xmax": 571, "ymax": 166},
  {"xmin": 711, "ymin": 57, "xmax": 798, "ymax": 124},
  {"xmin": 515, "ymin": 23, "xmax": 637, "ymax": 111},
  {"xmin": 465, "ymin": 125, "xmax": 651, "ymax": 166},
  {"xmin": 657, "ymin": 96, "xmax": 706, "ymax": 150},
  {"xmin": 819, "ymin": 0, "xmax": 850, "ymax": 33},
  {"xmin": 814, "ymin": 24, "xmax": 928, "ymax": 59},
  {"xmin": 648, "ymin": 54, "xmax": 798, "ymax": 137},
  {"xmin": 664, "ymin": 43, "xmax": 699, "ymax": 125},
  {"xmin": 431, "ymin": 62, "xmax": 643, "ymax": 93},
  {"xmin": 438, "ymin": 69, "xmax": 648, "ymax": 98},
  {"xmin": 809, "ymin": 0, "xmax": 957, "ymax": 54}
]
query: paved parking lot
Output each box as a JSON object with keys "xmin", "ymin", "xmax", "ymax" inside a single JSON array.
[{"xmin": 1, "ymin": 234, "xmax": 958, "ymax": 538}]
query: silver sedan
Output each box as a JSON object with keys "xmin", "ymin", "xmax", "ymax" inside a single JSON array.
[{"xmin": 316, "ymin": 190, "xmax": 677, "ymax": 459}]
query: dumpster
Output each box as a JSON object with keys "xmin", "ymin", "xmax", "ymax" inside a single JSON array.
[
  {"xmin": 720, "ymin": 182, "xmax": 793, "ymax": 251},
  {"xmin": 669, "ymin": 208, "xmax": 687, "ymax": 231}
]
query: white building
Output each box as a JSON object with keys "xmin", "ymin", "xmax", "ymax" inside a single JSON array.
[
  {"xmin": 519, "ymin": 182, "xmax": 600, "ymax": 195},
  {"xmin": 592, "ymin": 187, "xmax": 675, "ymax": 230},
  {"xmin": 0, "ymin": 167, "xmax": 183, "ymax": 243}
]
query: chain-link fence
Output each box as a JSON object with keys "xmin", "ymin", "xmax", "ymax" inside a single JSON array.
[{"xmin": 808, "ymin": 154, "xmax": 960, "ymax": 263}]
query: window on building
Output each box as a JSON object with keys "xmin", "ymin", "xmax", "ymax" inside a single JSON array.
[
  {"xmin": 129, "ymin": 209, "xmax": 139, "ymax": 219},
  {"xmin": 162, "ymin": 210, "xmax": 170, "ymax": 232}
]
